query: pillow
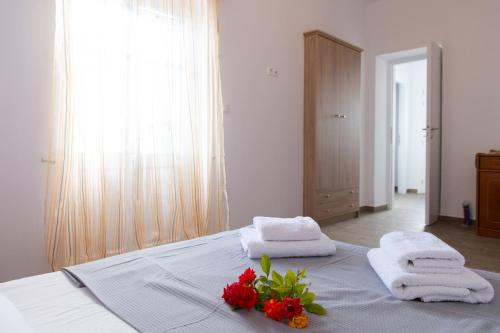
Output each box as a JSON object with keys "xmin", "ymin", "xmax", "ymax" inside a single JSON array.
[{"xmin": 0, "ymin": 293, "xmax": 33, "ymax": 333}]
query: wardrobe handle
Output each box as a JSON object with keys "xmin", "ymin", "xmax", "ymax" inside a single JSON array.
[
  {"xmin": 324, "ymin": 194, "xmax": 331, "ymax": 198},
  {"xmin": 349, "ymin": 204, "xmax": 355, "ymax": 208},
  {"xmin": 350, "ymin": 190, "xmax": 355, "ymax": 194},
  {"xmin": 340, "ymin": 114, "xmax": 347, "ymax": 118}
]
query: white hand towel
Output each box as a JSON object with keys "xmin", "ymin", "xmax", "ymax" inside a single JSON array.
[
  {"xmin": 240, "ymin": 227, "xmax": 336, "ymax": 259},
  {"xmin": 253, "ymin": 216, "xmax": 321, "ymax": 241},
  {"xmin": 380, "ymin": 231, "xmax": 465, "ymax": 274},
  {"xmin": 367, "ymin": 248, "xmax": 494, "ymax": 303}
]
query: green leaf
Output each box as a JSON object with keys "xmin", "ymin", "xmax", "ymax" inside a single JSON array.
[
  {"xmin": 295, "ymin": 283, "xmax": 306, "ymax": 295},
  {"xmin": 268, "ymin": 280, "xmax": 279, "ymax": 288},
  {"xmin": 257, "ymin": 276, "xmax": 267, "ymax": 283},
  {"xmin": 285, "ymin": 270, "xmax": 296, "ymax": 286},
  {"xmin": 272, "ymin": 270, "xmax": 284, "ymax": 285},
  {"xmin": 300, "ymin": 291, "xmax": 315, "ymax": 305},
  {"xmin": 298, "ymin": 267, "xmax": 307, "ymax": 278},
  {"xmin": 305, "ymin": 303, "xmax": 327, "ymax": 315},
  {"xmin": 272, "ymin": 286, "xmax": 291, "ymax": 295},
  {"xmin": 260, "ymin": 255, "xmax": 271, "ymax": 277},
  {"xmin": 257, "ymin": 292, "xmax": 268, "ymax": 300}
]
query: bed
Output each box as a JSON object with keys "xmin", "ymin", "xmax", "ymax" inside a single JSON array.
[{"xmin": 1, "ymin": 229, "xmax": 499, "ymax": 332}]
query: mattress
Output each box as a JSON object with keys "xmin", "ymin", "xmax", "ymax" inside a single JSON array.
[{"xmin": 1, "ymin": 229, "xmax": 500, "ymax": 333}]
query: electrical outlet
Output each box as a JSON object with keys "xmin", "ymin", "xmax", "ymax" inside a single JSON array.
[{"xmin": 266, "ymin": 67, "xmax": 279, "ymax": 77}]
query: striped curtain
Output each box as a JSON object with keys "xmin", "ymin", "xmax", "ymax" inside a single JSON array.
[{"xmin": 45, "ymin": 0, "xmax": 228, "ymax": 270}]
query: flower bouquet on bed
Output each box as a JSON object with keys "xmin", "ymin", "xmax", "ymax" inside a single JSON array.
[{"xmin": 222, "ymin": 254, "xmax": 326, "ymax": 329}]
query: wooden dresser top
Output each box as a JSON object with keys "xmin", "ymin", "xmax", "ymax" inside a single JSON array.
[
  {"xmin": 476, "ymin": 152, "xmax": 500, "ymax": 170},
  {"xmin": 477, "ymin": 151, "xmax": 500, "ymax": 157}
]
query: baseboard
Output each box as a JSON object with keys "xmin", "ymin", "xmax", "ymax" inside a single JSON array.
[
  {"xmin": 359, "ymin": 209, "xmax": 474, "ymax": 224},
  {"xmin": 438, "ymin": 215, "xmax": 475, "ymax": 225},
  {"xmin": 406, "ymin": 188, "xmax": 418, "ymax": 194},
  {"xmin": 360, "ymin": 205, "xmax": 388, "ymax": 213}
]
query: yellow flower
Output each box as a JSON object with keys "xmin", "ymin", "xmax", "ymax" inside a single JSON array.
[{"xmin": 288, "ymin": 314, "xmax": 309, "ymax": 329}]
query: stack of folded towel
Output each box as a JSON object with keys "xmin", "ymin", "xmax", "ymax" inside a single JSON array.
[
  {"xmin": 368, "ymin": 231, "xmax": 494, "ymax": 303},
  {"xmin": 240, "ymin": 216, "xmax": 336, "ymax": 259}
]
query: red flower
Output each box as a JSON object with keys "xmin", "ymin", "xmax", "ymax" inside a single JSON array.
[
  {"xmin": 238, "ymin": 268, "xmax": 256, "ymax": 285},
  {"xmin": 222, "ymin": 282, "xmax": 239, "ymax": 306},
  {"xmin": 222, "ymin": 281, "xmax": 257, "ymax": 310},
  {"xmin": 283, "ymin": 297, "xmax": 303, "ymax": 319},
  {"xmin": 263, "ymin": 299, "xmax": 287, "ymax": 321}
]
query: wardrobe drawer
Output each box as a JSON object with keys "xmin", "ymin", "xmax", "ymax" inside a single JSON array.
[
  {"xmin": 478, "ymin": 156, "xmax": 500, "ymax": 170},
  {"xmin": 314, "ymin": 199, "xmax": 359, "ymax": 220},
  {"xmin": 315, "ymin": 188, "xmax": 357, "ymax": 205}
]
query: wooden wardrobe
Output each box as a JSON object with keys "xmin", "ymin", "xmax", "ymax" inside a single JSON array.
[{"xmin": 303, "ymin": 30, "xmax": 362, "ymax": 223}]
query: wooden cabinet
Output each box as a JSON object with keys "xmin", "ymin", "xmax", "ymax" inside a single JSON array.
[
  {"xmin": 303, "ymin": 30, "xmax": 362, "ymax": 223},
  {"xmin": 476, "ymin": 153, "xmax": 500, "ymax": 238}
]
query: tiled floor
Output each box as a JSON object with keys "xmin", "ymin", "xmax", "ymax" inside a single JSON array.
[{"xmin": 321, "ymin": 194, "xmax": 500, "ymax": 272}]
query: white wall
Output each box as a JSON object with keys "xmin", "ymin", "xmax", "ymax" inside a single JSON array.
[
  {"xmin": 394, "ymin": 60, "xmax": 426, "ymax": 194},
  {"xmin": 362, "ymin": 0, "xmax": 500, "ymax": 217},
  {"xmin": 0, "ymin": 0, "xmax": 54, "ymax": 282},
  {"xmin": 218, "ymin": 0, "xmax": 366, "ymax": 229}
]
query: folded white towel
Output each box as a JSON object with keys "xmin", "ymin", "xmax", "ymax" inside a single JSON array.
[
  {"xmin": 367, "ymin": 248, "xmax": 494, "ymax": 303},
  {"xmin": 253, "ymin": 216, "xmax": 321, "ymax": 241},
  {"xmin": 240, "ymin": 227, "xmax": 336, "ymax": 259},
  {"xmin": 380, "ymin": 231, "xmax": 465, "ymax": 274}
]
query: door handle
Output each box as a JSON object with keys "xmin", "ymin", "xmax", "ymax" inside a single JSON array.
[{"xmin": 327, "ymin": 114, "xmax": 346, "ymax": 119}]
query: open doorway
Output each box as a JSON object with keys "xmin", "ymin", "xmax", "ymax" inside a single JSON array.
[
  {"xmin": 392, "ymin": 59, "xmax": 427, "ymax": 222},
  {"xmin": 374, "ymin": 44, "xmax": 442, "ymax": 226}
]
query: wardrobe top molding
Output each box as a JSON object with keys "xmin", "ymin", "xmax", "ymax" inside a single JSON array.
[{"xmin": 304, "ymin": 30, "xmax": 363, "ymax": 53}]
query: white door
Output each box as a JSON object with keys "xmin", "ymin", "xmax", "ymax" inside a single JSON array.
[{"xmin": 424, "ymin": 42, "xmax": 442, "ymax": 225}]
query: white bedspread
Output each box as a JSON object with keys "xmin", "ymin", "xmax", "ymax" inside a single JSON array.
[{"xmin": 0, "ymin": 272, "xmax": 136, "ymax": 333}]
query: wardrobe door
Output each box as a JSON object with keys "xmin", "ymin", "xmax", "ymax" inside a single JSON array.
[
  {"xmin": 315, "ymin": 37, "xmax": 341, "ymax": 195},
  {"xmin": 337, "ymin": 46, "xmax": 360, "ymax": 192}
]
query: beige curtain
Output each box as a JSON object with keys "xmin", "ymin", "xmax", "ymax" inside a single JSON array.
[{"xmin": 46, "ymin": 0, "xmax": 228, "ymax": 271}]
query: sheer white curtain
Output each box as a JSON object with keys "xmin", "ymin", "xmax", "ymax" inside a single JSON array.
[{"xmin": 46, "ymin": 0, "xmax": 227, "ymax": 270}]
